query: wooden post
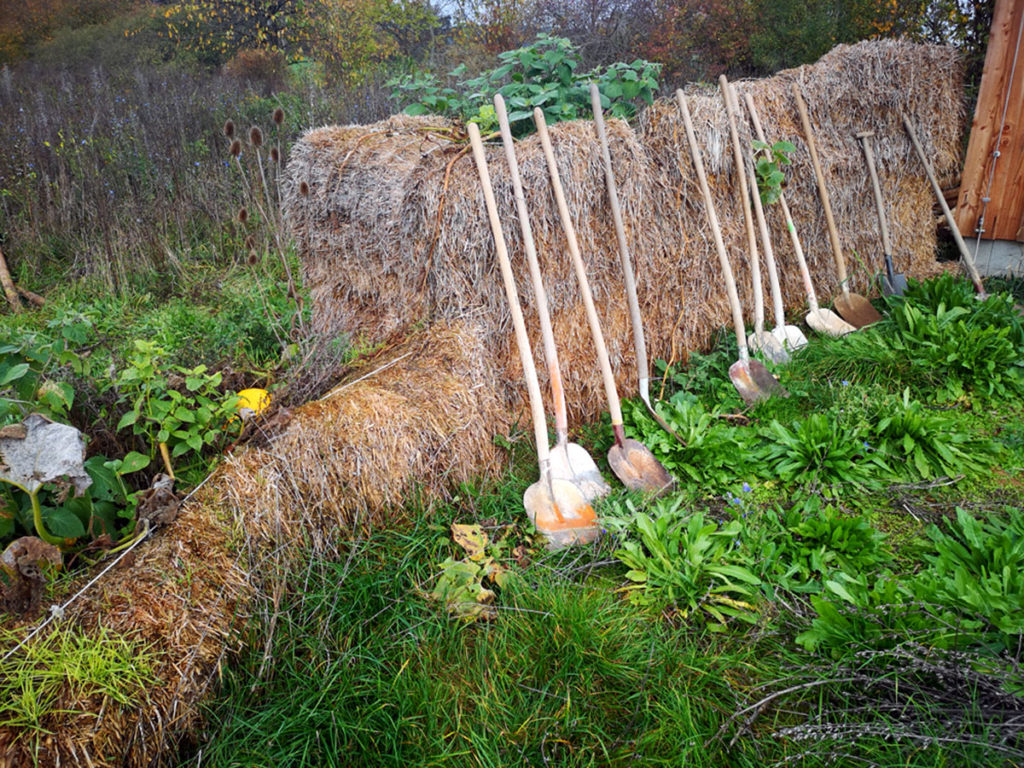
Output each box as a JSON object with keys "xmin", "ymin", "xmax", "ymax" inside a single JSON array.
[
  {"xmin": 955, "ymin": 0, "xmax": 1024, "ymax": 243},
  {"xmin": 0, "ymin": 245, "xmax": 21, "ymax": 311}
]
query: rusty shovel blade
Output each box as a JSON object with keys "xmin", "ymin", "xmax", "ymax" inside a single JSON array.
[
  {"xmin": 524, "ymin": 477, "xmax": 601, "ymax": 549},
  {"xmin": 729, "ymin": 359, "xmax": 789, "ymax": 406}
]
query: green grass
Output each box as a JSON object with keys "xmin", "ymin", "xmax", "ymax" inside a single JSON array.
[{"xmin": 0, "ymin": 624, "xmax": 158, "ymax": 738}]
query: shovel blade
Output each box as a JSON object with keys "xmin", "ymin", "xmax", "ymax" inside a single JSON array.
[
  {"xmin": 729, "ymin": 359, "xmax": 789, "ymax": 405},
  {"xmin": 834, "ymin": 292, "xmax": 882, "ymax": 328},
  {"xmin": 774, "ymin": 325, "xmax": 808, "ymax": 353},
  {"xmin": 524, "ymin": 477, "xmax": 601, "ymax": 549},
  {"xmin": 550, "ymin": 442, "xmax": 611, "ymax": 502},
  {"xmin": 748, "ymin": 330, "xmax": 789, "ymax": 364},
  {"xmin": 883, "ymin": 273, "xmax": 908, "ymax": 296},
  {"xmin": 608, "ymin": 439, "xmax": 675, "ymax": 495},
  {"xmin": 806, "ymin": 308, "xmax": 856, "ymax": 337}
]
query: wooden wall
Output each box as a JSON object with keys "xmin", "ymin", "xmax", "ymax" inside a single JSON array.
[{"xmin": 956, "ymin": 0, "xmax": 1024, "ymax": 243}]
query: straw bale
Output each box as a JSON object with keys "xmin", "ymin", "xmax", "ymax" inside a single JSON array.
[
  {"xmin": 215, "ymin": 318, "xmax": 508, "ymax": 557},
  {"xmin": 0, "ymin": 487, "xmax": 249, "ymax": 768},
  {"xmin": 285, "ymin": 40, "xmax": 963, "ymax": 426}
]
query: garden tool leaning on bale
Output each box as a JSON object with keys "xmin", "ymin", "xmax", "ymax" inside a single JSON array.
[
  {"xmin": 720, "ymin": 75, "xmax": 786, "ymax": 364},
  {"xmin": 588, "ymin": 82, "xmax": 686, "ymax": 445},
  {"xmin": 739, "ymin": 89, "xmax": 807, "ymax": 356},
  {"xmin": 744, "ymin": 94, "xmax": 856, "ymax": 337},
  {"xmin": 676, "ymin": 88, "xmax": 788, "ymax": 406},
  {"xmin": 901, "ymin": 114, "xmax": 987, "ymax": 298},
  {"xmin": 857, "ymin": 130, "xmax": 907, "ymax": 296},
  {"xmin": 793, "ymin": 83, "xmax": 881, "ymax": 328},
  {"xmin": 534, "ymin": 107, "xmax": 674, "ymax": 495},
  {"xmin": 494, "ymin": 93, "xmax": 610, "ymax": 502},
  {"xmin": 468, "ymin": 122, "xmax": 601, "ymax": 548}
]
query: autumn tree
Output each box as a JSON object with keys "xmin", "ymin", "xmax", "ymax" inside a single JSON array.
[
  {"xmin": 159, "ymin": 0, "xmax": 437, "ymax": 80},
  {"xmin": 0, "ymin": 0, "xmax": 136, "ymax": 64}
]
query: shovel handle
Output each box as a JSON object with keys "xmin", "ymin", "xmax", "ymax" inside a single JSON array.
[
  {"xmin": 739, "ymin": 91, "xmax": 787, "ymax": 333},
  {"xmin": 467, "ymin": 123, "xmax": 552, "ymax": 475},
  {"xmin": 720, "ymin": 75, "xmax": 765, "ymax": 335},
  {"xmin": 793, "ymin": 83, "xmax": 850, "ymax": 296},
  {"xmin": 743, "ymin": 95, "xmax": 821, "ymax": 313},
  {"xmin": 857, "ymin": 132, "xmax": 895, "ymax": 262},
  {"xmin": 675, "ymin": 89, "xmax": 750, "ymax": 362},
  {"xmin": 534, "ymin": 108, "xmax": 624, "ymax": 430},
  {"xmin": 494, "ymin": 94, "xmax": 570, "ymax": 443},
  {"xmin": 589, "ymin": 83, "xmax": 650, "ymax": 405},
  {"xmin": 901, "ymin": 113, "xmax": 986, "ymax": 296}
]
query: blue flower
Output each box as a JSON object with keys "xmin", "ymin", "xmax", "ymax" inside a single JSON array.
[
  {"xmin": 863, "ymin": 441, "xmax": 871, "ymax": 451},
  {"xmin": 841, "ymin": 380, "xmax": 850, "ymax": 386},
  {"xmin": 741, "ymin": 482, "xmax": 752, "ymax": 493}
]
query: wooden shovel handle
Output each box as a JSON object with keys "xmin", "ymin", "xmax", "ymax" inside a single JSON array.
[
  {"xmin": 589, "ymin": 83, "xmax": 651, "ymax": 404},
  {"xmin": 857, "ymin": 133, "xmax": 894, "ymax": 258},
  {"xmin": 494, "ymin": 94, "xmax": 570, "ymax": 442},
  {"xmin": 739, "ymin": 90, "xmax": 787, "ymax": 332},
  {"xmin": 675, "ymin": 89, "xmax": 750, "ymax": 362},
  {"xmin": 721, "ymin": 75, "xmax": 765, "ymax": 334},
  {"xmin": 901, "ymin": 113, "xmax": 986, "ymax": 296},
  {"xmin": 744, "ymin": 94, "xmax": 821, "ymax": 312},
  {"xmin": 534, "ymin": 108, "xmax": 624, "ymax": 429},
  {"xmin": 793, "ymin": 82, "xmax": 850, "ymax": 295},
  {"xmin": 467, "ymin": 123, "xmax": 552, "ymax": 472}
]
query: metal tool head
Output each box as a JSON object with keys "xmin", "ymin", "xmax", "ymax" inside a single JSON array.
[{"xmin": 524, "ymin": 476, "xmax": 601, "ymax": 550}]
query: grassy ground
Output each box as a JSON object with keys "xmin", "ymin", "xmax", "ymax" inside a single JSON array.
[{"xmin": 185, "ymin": 276, "xmax": 1024, "ymax": 767}]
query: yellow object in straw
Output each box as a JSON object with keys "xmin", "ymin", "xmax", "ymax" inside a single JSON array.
[{"xmin": 235, "ymin": 388, "xmax": 270, "ymax": 421}]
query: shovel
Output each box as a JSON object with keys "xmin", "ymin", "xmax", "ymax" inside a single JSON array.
[
  {"xmin": 467, "ymin": 122, "xmax": 600, "ymax": 548},
  {"xmin": 857, "ymin": 130, "xmax": 907, "ymax": 296},
  {"xmin": 675, "ymin": 89, "xmax": 788, "ymax": 406},
  {"xmin": 588, "ymin": 83, "xmax": 686, "ymax": 445},
  {"xmin": 534, "ymin": 108, "xmax": 674, "ymax": 495},
  {"xmin": 744, "ymin": 95, "xmax": 855, "ymax": 337},
  {"xmin": 494, "ymin": 94, "xmax": 611, "ymax": 502},
  {"xmin": 720, "ymin": 75, "xmax": 787, "ymax": 364},
  {"xmin": 793, "ymin": 84, "xmax": 882, "ymax": 327},
  {"xmin": 901, "ymin": 114, "xmax": 987, "ymax": 298},
  {"xmin": 739, "ymin": 89, "xmax": 807, "ymax": 356}
]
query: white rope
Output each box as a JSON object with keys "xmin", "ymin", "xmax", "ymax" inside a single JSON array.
[
  {"xmin": 974, "ymin": 3, "xmax": 1024, "ymax": 274},
  {"xmin": 1, "ymin": 470, "xmax": 216, "ymax": 664},
  {"xmin": 316, "ymin": 351, "xmax": 413, "ymax": 401}
]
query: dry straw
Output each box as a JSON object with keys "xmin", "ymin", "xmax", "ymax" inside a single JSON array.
[{"xmin": 283, "ymin": 40, "xmax": 962, "ymax": 425}]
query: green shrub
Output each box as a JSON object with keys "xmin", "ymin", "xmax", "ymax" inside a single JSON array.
[{"xmin": 388, "ymin": 34, "xmax": 661, "ymax": 135}]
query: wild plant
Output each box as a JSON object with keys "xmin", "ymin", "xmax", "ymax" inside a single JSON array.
[{"xmin": 608, "ymin": 495, "xmax": 761, "ymax": 628}]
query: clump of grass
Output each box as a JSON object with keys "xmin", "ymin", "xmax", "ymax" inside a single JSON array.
[{"xmin": 0, "ymin": 624, "xmax": 158, "ymax": 738}]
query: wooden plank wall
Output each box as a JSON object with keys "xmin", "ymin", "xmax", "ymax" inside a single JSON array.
[{"xmin": 956, "ymin": 0, "xmax": 1024, "ymax": 243}]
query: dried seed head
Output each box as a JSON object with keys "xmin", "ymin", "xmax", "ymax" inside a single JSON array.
[
  {"xmin": 247, "ymin": 251, "xmax": 258, "ymax": 266},
  {"xmin": 244, "ymin": 234, "xmax": 255, "ymax": 250},
  {"xmin": 229, "ymin": 139, "xmax": 242, "ymax": 157},
  {"xmin": 299, "ymin": 180, "xmax": 309, "ymax": 196},
  {"xmin": 270, "ymin": 146, "xmax": 280, "ymax": 164},
  {"xmin": 272, "ymin": 107, "xmax": 284, "ymax": 126},
  {"xmin": 249, "ymin": 126, "xmax": 263, "ymax": 147},
  {"xmin": 237, "ymin": 207, "xmax": 248, "ymax": 223},
  {"xmin": 223, "ymin": 120, "xmax": 235, "ymax": 138}
]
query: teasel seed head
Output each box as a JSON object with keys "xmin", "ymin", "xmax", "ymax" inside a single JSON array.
[
  {"xmin": 229, "ymin": 139, "xmax": 242, "ymax": 157},
  {"xmin": 273, "ymin": 107, "xmax": 284, "ymax": 126},
  {"xmin": 223, "ymin": 120, "xmax": 235, "ymax": 138},
  {"xmin": 249, "ymin": 126, "xmax": 263, "ymax": 147},
  {"xmin": 270, "ymin": 146, "xmax": 280, "ymax": 164},
  {"xmin": 247, "ymin": 251, "xmax": 258, "ymax": 266},
  {"xmin": 299, "ymin": 180, "xmax": 310, "ymax": 196},
  {"xmin": 244, "ymin": 234, "xmax": 255, "ymax": 250},
  {"xmin": 237, "ymin": 207, "xmax": 248, "ymax": 223}
]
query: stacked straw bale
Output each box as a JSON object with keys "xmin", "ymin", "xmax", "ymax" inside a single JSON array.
[{"xmin": 285, "ymin": 40, "xmax": 963, "ymax": 425}]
